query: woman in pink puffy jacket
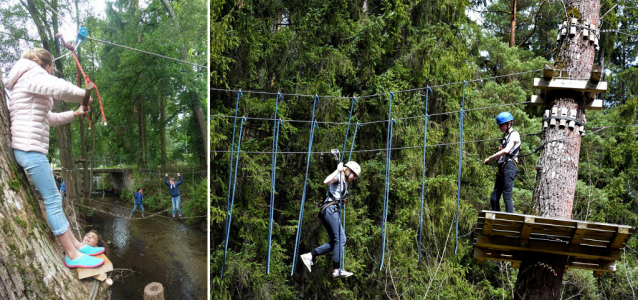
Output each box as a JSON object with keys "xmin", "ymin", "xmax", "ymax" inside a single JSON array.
[{"xmin": 4, "ymin": 48, "xmax": 105, "ymax": 269}]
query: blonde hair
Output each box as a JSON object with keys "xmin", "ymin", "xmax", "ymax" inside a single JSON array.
[{"xmin": 22, "ymin": 48, "xmax": 53, "ymax": 70}]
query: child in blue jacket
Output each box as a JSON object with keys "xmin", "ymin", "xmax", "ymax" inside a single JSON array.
[
  {"xmin": 164, "ymin": 173, "xmax": 183, "ymax": 218},
  {"xmin": 130, "ymin": 188, "xmax": 145, "ymax": 218}
]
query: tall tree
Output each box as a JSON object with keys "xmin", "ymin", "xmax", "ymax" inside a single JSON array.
[{"xmin": 514, "ymin": 0, "xmax": 601, "ymax": 298}]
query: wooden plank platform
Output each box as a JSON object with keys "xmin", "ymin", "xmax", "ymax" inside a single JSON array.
[
  {"xmin": 473, "ymin": 211, "xmax": 635, "ymax": 275},
  {"xmin": 533, "ymin": 78, "xmax": 607, "ymax": 93},
  {"xmin": 77, "ymin": 254, "xmax": 113, "ymax": 280}
]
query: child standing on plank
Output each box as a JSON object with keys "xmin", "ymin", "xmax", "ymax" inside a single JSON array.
[
  {"xmin": 130, "ymin": 188, "xmax": 145, "ymax": 218},
  {"xmin": 484, "ymin": 112, "xmax": 521, "ymax": 213},
  {"xmin": 5, "ymin": 48, "xmax": 104, "ymax": 268},
  {"xmin": 164, "ymin": 173, "xmax": 183, "ymax": 218}
]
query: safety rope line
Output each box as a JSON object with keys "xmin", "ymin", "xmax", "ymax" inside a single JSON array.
[
  {"xmin": 455, "ymin": 82, "xmax": 467, "ymax": 255},
  {"xmin": 224, "ymin": 91, "xmax": 242, "ymax": 240},
  {"xmin": 267, "ymin": 93, "xmax": 283, "ymax": 274},
  {"xmin": 39, "ymin": 0, "xmax": 205, "ymax": 68},
  {"xmin": 347, "ymin": 123, "xmax": 362, "ymax": 163},
  {"xmin": 221, "ymin": 116, "xmax": 247, "ymax": 280},
  {"xmin": 338, "ymin": 96, "xmax": 357, "ymax": 274},
  {"xmin": 291, "ymin": 96, "xmax": 320, "ymax": 276},
  {"xmin": 210, "ymin": 69, "xmax": 541, "ymax": 99},
  {"xmin": 55, "ymin": 33, "xmax": 107, "ymax": 129},
  {"xmin": 380, "ymin": 92, "xmax": 395, "ymax": 271},
  {"xmin": 210, "ymin": 101, "xmax": 530, "ymax": 125},
  {"xmin": 340, "ymin": 97, "xmax": 358, "ymax": 161},
  {"xmin": 418, "ymin": 86, "xmax": 432, "ymax": 263}
]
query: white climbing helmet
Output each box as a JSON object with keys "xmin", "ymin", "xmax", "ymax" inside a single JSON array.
[{"xmin": 345, "ymin": 161, "xmax": 361, "ymax": 177}]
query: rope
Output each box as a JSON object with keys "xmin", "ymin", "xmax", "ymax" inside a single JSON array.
[
  {"xmin": 267, "ymin": 93, "xmax": 283, "ymax": 274},
  {"xmin": 39, "ymin": 0, "xmax": 205, "ymax": 68},
  {"xmin": 347, "ymin": 123, "xmax": 363, "ymax": 162},
  {"xmin": 224, "ymin": 91, "xmax": 242, "ymax": 241},
  {"xmin": 291, "ymin": 95, "xmax": 320, "ymax": 276},
  {"xmin": 210, "ymin": 69, "xmax": 542, "ymax": 99},
  {"xmin": 455, "ymin": 82, "xmax": 467, "ymax": 255},
  {"xmin": 380, "ymin": 93, "xmax": 395, "ymax": 271},
  {"xmin": 339, "ymin": 97, "xmax": 356, "ymax": 274},
  {"xmin": 210, "ymin": 101, "xmax": 530, "ymax": 125},
  {"xmin": 418, "ymin": 86, "xmax": 432, "ymax": 263},
  {"xmin": 221, "ymin": 116, "xmax": 247, "ymax": 280},
  {"xmin": 340, "ymin": 97, "xmax": 358, "ymax": 161}
]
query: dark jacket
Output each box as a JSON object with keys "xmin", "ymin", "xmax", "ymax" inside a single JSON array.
[
  {"xmin": 134, "ymin": 192, "xmax": 144, "ymax": 205},
  {"xmin": 164, "ymin": 176, "xmax": 183, "ymax": 197}
]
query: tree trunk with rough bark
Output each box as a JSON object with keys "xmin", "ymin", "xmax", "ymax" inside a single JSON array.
[
  {"xmin": 0, "ymin": 66, "xmax": 104, "ymax": 299},
  {"xmin": 509, "ymin": 0, "xmax": 517, "ymax": 47},
  {"xmin": 514, "ymin": 1, "xmax": 600, "ymax": 299}
]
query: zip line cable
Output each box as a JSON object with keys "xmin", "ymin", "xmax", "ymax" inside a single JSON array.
[
  {"xmin": 221, "ymin": 117, "xmax": 247, "ymax": 280},
  {"xmin": 267, "ymin": 93, "xmax": 283, "ymax": 274},
  {"xmin": 40, "ymin": 0, "xmax": 205, "ymax": 68},
  {"xmin": 291, "ymin": 96, "xmax": 320, "ymax": 276},
  {"xmin": 210, "ymin": 69, "xmax": 542, "ymax": 99}
]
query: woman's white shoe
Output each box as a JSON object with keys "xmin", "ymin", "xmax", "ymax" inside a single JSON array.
[
  {"xmin": 332, "ymin": 270, "xmax": 353, "ymax": 279},
  {"xmin": 300, "ymin": 253, "xmax": 313, "ymax": 272}
]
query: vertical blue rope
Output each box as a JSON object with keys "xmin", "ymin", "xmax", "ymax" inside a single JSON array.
[
  {"xmin": 380, "ymin": 92, "xmax": 394, "ymax": 271},
  {"xmin": 291, "ymin": 95, "xmax": 320, "ymax": 276},
  {"xmin": 340, "ymin": 97, "xmax": 358, "ymax": 162},
  {"xmin": 221, "ymin": 116, "xmax": 247, "ymax": 279},
  {"xmin": 455, "ymin": 82, "xmax": 467, "ymax": 255},
  {"xmin": 224, "ymin": 90, "xmax": 242, "ymax": 239},
  {"xmin": 267, "ymin": 93, "xmax": 283, "ymax": 274},
  {"xmin": 347, "ymin": 123, "xmax": 362, "ymax": 163},
  {"xmin": 341, "ymin": 122, "xmax": 362, "ymax": 270},
  {"xmin": 338, "ymin": 97, "xmax": 357, "ymax": 273},
  {"xmin": 418, "ymin": 86, "xmax": 432, "ymax": 263}
]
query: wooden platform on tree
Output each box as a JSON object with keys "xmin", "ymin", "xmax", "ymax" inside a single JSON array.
[
  {"xmin": 77, "ymin": 254, "xmax": 113, "ymax": 280},
  {"xmin": 473, "ymin": 211, "xmax": 634, "ymax": 276}
]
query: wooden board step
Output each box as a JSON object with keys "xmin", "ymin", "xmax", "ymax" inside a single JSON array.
[{"xmin": 473, "ymin": 210, "xmax": 635, "ymax": 276}]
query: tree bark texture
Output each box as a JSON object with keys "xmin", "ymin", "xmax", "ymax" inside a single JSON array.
[
  {"xmin": 0, "ymin": 69, "xmax": 103, "ymax": 299},
  {"xmin": 514, "ymin": 1, "xmax": 600, "ymax": 299}
]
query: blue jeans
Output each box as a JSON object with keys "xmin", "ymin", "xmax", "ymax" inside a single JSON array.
[
  {"xmin": 14, "ymin": 150, "xmax": 69, "ymax": 236},
  {"xmin": 490, "ymin": 161, "xmax": 518, "ymax": 213},
  {"xmin": 312, "ymin": 202, "xmax": 346, "ymax": 269},
  {"xmin": 172, "ymin": 196, "xmax": 181, "ymax": 216},
  {"xmin": 131, "ymin": 204, "xmax": 145, "ymax": 214}
]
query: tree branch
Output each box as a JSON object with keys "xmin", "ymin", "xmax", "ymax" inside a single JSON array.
[{"xmin": 518, "ymin": 0, "xmax": 548, "ymax": 47}]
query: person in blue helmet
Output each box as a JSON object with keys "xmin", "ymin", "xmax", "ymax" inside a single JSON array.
[{"xmin": 484, "ymin": 112, "xmax": 521, "ymax": 213}]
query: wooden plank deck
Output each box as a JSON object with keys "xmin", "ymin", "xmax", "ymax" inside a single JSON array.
[{"xmin": 473, "ymin": 210, "xmax": 635, "ymax": 276}]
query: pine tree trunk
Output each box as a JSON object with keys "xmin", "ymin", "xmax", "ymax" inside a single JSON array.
[
  {"xmin": 509, "ymin": 0, "xmax": 517, "ymax": 47},
  {"xmin": 514, "ymin": 1, "xmax": 600, "ymax": 299},
  {"xmin": 0, "ymin": 67, "xmax": 103, "ymax": 299}
]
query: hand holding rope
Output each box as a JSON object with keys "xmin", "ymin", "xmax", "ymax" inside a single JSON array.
[{"xmin": 55, "ymin": 33, "xmax": 107, "ymax": 129}]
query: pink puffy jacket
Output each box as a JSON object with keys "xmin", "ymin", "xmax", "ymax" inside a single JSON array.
[{"xmin": 4, "ymin": 59, "xmax": 85, "ymax": 154}]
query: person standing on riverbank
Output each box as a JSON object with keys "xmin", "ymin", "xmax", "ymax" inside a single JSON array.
[
  {"xmin": 164, "ymin": 173, "xmax": 184, "ymax": 218},
  {"xmin": 130, "ymin": 188, "xmax": 145, "ymax": 218}
]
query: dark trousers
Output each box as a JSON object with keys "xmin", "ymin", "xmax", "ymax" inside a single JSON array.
[
  {"xmin": 311, "ymin": 203, "xmax": 346, "ymax": 269},
  {"xmin": 490, "ymin": 161, "xmax": 518, "ymax": 213}
]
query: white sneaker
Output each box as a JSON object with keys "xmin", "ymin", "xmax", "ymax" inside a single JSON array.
[
  {"xmin": 332, "ymin": 269, "xmax": 353, "ymax": 279},
  {"xmin": 300, "ymin": 253, "xmax": 313, "ymax": 272}
]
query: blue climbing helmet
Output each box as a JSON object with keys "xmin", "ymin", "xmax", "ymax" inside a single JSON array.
[{"xmin": 496, "ymin": 112, "xmax": 514, "ymax": 125}]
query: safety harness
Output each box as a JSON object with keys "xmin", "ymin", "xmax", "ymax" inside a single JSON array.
[
  {"xmin": 499, "ymin": 128, "xmax": 521, "ymax": 171},
  {"xmin": 55, "ymin": 32, "xmax": 107, "ymax": 129},
  {"xmin": 320, "ymin": 172, "xmax": 349, "ymax": 213}
]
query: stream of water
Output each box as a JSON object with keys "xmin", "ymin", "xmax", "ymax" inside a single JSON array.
[{"xmin": 86, "ymin": 196, "xmax": 207, "ymax": 299}]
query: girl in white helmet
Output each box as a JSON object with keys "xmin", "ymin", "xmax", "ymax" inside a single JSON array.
[{"xmin": 300, "ymin": 161, "xmax": 361, "ymax": 279}]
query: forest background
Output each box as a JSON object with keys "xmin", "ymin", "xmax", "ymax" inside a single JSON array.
[
  {"xmin": 211, "ymin": 0, "xmax": 638, "ymax": 298},
  {"xmin": 0, "ymin": 0, "xmax": 208, "ymax": 224}
]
